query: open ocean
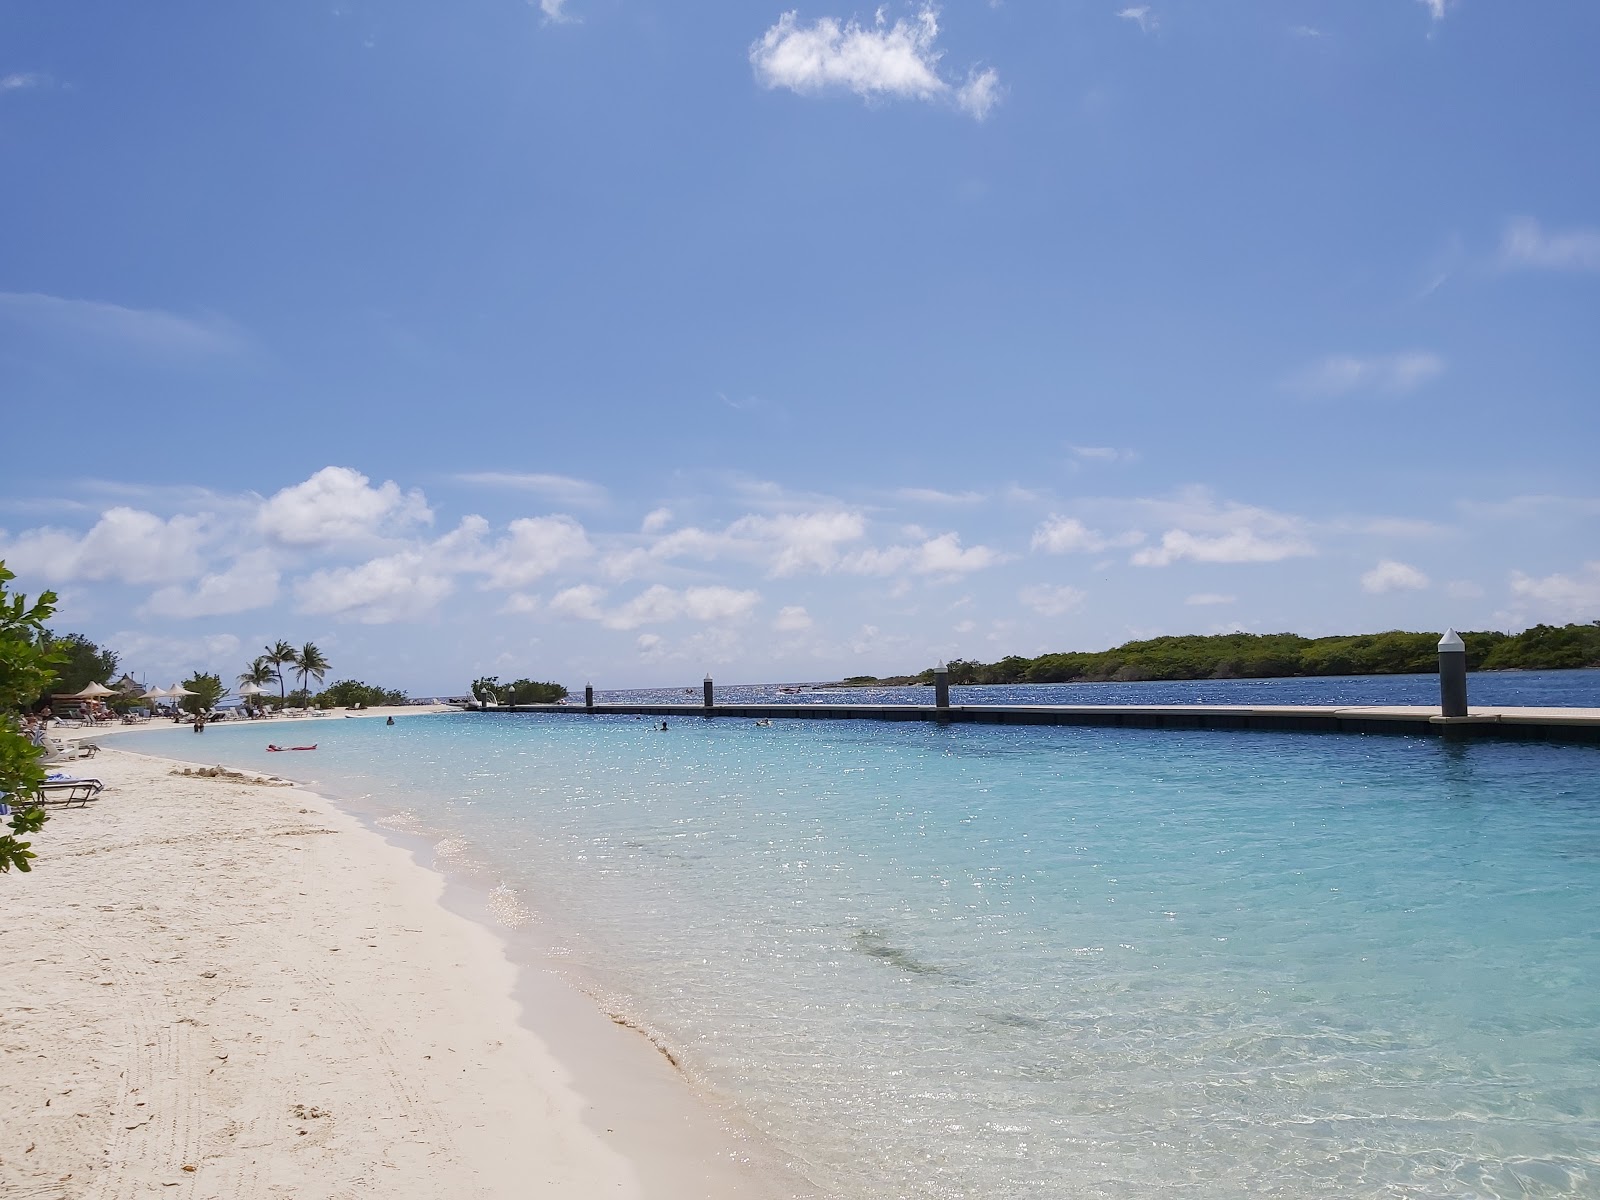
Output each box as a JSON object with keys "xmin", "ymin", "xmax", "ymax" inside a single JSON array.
[{"xmin": 122, "ymin": 672, "xmax": 1600, "ymax": 1198}]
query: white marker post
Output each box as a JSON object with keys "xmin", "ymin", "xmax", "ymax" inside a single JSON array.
[
  {"xmin": 585, "ymin": 683, "xmax": 594, "ymax": 711},
  {"xmin": 934, "ymin": 662, "xmax": 950, "ymax": 711},
  {"xmin": 1438, "ymin": 629, "xmax": 1468, "ymax": 718},
  {"xmin": 703, "ymin": 674, "xmax": 714, "ymax": 710}
]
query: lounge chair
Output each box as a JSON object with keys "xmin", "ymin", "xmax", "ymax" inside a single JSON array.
[{"xmin": 32, "ymin": 772, "xmax": 105, "ymax": 807}]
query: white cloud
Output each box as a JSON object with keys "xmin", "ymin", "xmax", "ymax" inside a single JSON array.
[
  {"xmin": 1070, "ymin": 445, "xmax": 1138, "ymax": 463},
  {"xmin": 1, "ymin": 507, "xmax": 210, "ymax": 585},
  {"xmin": 451, "ymin": 471, "xmax": 608, "ymax": 507},
  {"xmin": 774, "ymin": 605, "xmax": 813, "ymax": 632},
  {"xmin": 551, "ymin": 584, "xmax": 761, "ymax": 630},
  {"xmin": 0, "ymin": 291, "xmax": 246, "ymax": 358},
  {"xmin": 1185, "ymin": 593, "xmax": 1237, "ymax": 606},
  {"xmin": 1361, "ymin": 559, "xmax": 1430, "ymax": 594},
  {"xmin": 1117, "ymin": 7, "xmax": 1158, "ymax": 33},
  {"xmin": 843, "ymin": 532, "xmax": 1001, "ymax": 577},
  {"xmin": 1, "ymin": 73, "xmax": 47, "ymax": 91},
  {"xmin": 108, "ymin": 631, "xmax": 242, "ymax": 682},
  {"xmin": 537, "ymin": 0, "xmax": 576, "ymax": 22},
  {"xmin": 476, "ymin": 516, "xmax": 594, "ymax": 588},
  {"xmin": 896, "ymin": 487, "xmax": 984, "ymax": 505},
  {"xmin": 1032, "ymin": 516, "xmax": 1121, "ymax": 555},
  {"xmin": 1508, "ymin": 563, "xmax": 1600, "ymax": 624},
  {"xmin": 641, "ymin": 507, "xmax": 673, "ymax": 533},
  {"xmin": 1417, "ymin": 0, "xmax": 1453, "ymax": 21},
  {"xmin": 294, "ymin": 551, "xmax": 454, "ymax": 623},
  {"xmin": 142, "ymin": 550, "xmax": 280, "ymax": 619},
  {"xmin": 956, "ymin": 68, "xmax": 1002, "ymax": 120},
  {"xmin": 500, "ymin": 593, "xmax": 542, "ymax": 615},
  {"xmin": 1019, "ymin": 584, "xmax": 1086, "ymax": 616},
  {"xmin": 646, "ymin": 510, "xmax": 866, "ymax": 578},
  {"xmin": 258, "ymin": 467, "xmax": 432, "ymax": 546},
  {"xmin": 1289, "ymin": 352, "xmax": 1445, "ymax": 397},
  {"xmin": 1499, "ymin": 217, "xmax": 1600, "ymax": 273},
  {"xmin": 750, "ymin": 6, "xmax": 1001, "ymax": 121},
  {"xmin": 1133, "ymin": 529, "xmax": 1313, "ymax": 567},
  {"xmin": 550, "ymin": 584, "xmax": 607, "ymax": 621}
]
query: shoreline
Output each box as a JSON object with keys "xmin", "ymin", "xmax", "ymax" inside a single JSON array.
[{"xmin": 3, "ymin": 730, "xmax": 813, "ymax": 1199}]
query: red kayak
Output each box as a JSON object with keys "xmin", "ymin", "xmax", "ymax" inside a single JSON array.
[{"xmin": 266, "ymin": 744, "xmax": 317, "ymax": 752}]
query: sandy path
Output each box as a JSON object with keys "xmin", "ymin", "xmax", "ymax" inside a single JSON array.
[{"xmin": 1, "ymin": 749, "xmax": 640, "ymax": 1199}]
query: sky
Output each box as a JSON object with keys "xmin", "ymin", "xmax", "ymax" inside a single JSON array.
[{"xmin": 1, "ymin": 0, "xmax": 1597, "ymax": 695}]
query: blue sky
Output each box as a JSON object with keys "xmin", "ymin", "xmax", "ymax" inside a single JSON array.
[{"xmin": 1, "ymin": 0, "xmax": 1597, "ymax": 694}]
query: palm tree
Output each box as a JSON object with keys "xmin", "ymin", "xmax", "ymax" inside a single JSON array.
[
  {"xmin": 263, "ymin": 641, "xmax": 298, "ymax": 707},
  {"xmin": 238, "ymin": 656, "xmax": 275, "ymax": 690},
  {"xmin": 294, "ymin": 643, "xmax": 330, "ymax": 698}
]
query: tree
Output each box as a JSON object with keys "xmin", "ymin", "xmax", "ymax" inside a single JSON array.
[
  {"xmin": 317, "ymin": 680, "xmax": 408, "ymax": 708},
  {"xmin": 238, "ymin": 656, "xmax": 275, "ymax": 690},
  {"xmin": 471, "ymin": 676, "xmax": 502, "ymax": 704},
  {"xmin": 36, "ymin": 632, "xmax": 119, "ymax": 707},
  {"xmin": 294, "ymin": 643, "xmax": 330, "ymax": 695},
  {"xmin": 504, "ymin": 679, "xmax": 568, "ymax": 704},
  {"xmin": 1, "ymin": 562, "xmax": 60, "ymax": 875},
  {"xmin": 263, "ymin": 640, "xmax": 298, "ymax": 707},
  {"xmin": 179, "ymin": 672, "xmax": 228, "ymax": 716}
]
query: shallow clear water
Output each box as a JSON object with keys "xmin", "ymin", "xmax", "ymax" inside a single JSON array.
[{"xmin": 125, "ymin": 714, "xmax": 1600, "ymax": 1198}]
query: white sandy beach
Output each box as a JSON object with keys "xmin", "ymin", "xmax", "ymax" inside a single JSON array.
[{"xmin": 1, "ymin": 723, "xmax": 806, "ymax": 1199}]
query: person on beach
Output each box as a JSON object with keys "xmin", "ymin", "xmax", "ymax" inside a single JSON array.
[
  {"xmin": 386, "ymin": 715, "xmax": 395, "ymax": 726},
  {"xmin": 660, "ymin": 720, "xmax": 669, "ymax": 731}
]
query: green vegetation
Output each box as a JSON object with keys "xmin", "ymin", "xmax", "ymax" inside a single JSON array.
[
  {"xmin": 37, "ymin": 632, "xmax": 119, "ymax": 706},
  {"xmin": 315, "ymin": 680, "xmax": 409, "ymax": 709},
  {"xmin": 1, "ymin": 562, "xmax": 59, "ymax": 875},
  {"xmin": 470, "ymin": 675, "xmax": 568, "ymax": 704},
  {"xmin": 294, "ymin": 642, "xmax": 330, "ymax": 695},
  {"xmin": 179, "ymin": 672, "xmax": 228, "ymax": 715},
  {"xmin": 262, "ymin": 640, "xmax": 299, "ymax": 707},
  {"xmin": 842, "ymin": 623, "xmax": 1600, "ymax": 687}
]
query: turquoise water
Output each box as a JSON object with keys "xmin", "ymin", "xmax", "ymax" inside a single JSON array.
[{"xmin": 126, "ymin": 715, "xmax": 1600, "ymax": 1198}]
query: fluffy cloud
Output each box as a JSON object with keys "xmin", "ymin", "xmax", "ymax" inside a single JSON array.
[
  {"xmin": 1133, "ymin": 529, "xmax": 1313, "ymax": 567},
  {"xmin": 550, "ymin": 584, "xmax": 761, "ymax": 630},
  {"xmin": 538, "ymin": 0, "xmax": 575, "ymax": 22},
  {"xmin": 1417, "ymin": 0, "xmax": 1453, "ymax": 21},
  {"xmin": 294, "ymin": 551, "xmax": 454, "ymax": 623},
  {"xmin": 843, "ymin": 532, "xmax": 1001, "ymax": 577},
  {"xmin": 258, "ymin": 467, "xmax": 432, "ymax": 546},
  {"xmin": 142, "ymin": 550, "xmax": 280, "ymax": 618},
  {"xmin": 476, "ymin": 516, "xmax": 594, "ymax": 588},
  {"xmin": 750, "ymin": 6, "xmax": 1001, "ymax": 121},
  {"xmin": 1499, "ymin": 217, "xmax": 1600, "ymax": 273},
  {"xmin": 774, "ymin": 605, "xmax": 814, "ymax": 632},
  {"xmin": 1019, "ymin": 584, "xmax": 1086, "ymax": 617},
  {"xmin": 1, "ymin": 73, "xmax": 47, "ymax": 91},
  {"xmin": 641, "ymin": 507, "xmax": 673, "ymax": 533},
  {"xmin": 1290, "ymin": 352, "xmax": 1445, "ymax": 397},
  {"xmin": 1361, "ymin": 559, "xmax": 1431, "ymax": 594},
  {"xmin": 636, "ymin": 510, "xmax": 866, "ymax": 579},
  {"xmin": 107, "ymin": 631, "xmax": 242, "ymax": 681},
  {"xmin": 1031, "ymin": 516, "xmax": 1142, "ymax": 555},
  {"xmin": 1, "ymin": 507, "xmax": 210, "ymax": 585},
  {"xmin": 1509, "ymin": 562, "xmax": 1600, "ymax": 623}
]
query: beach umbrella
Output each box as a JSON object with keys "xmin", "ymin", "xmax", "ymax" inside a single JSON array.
[
  {"xmin": 142, "ymin": 687, "xmax": 169, "ymax": 701},
  {"xmin": 166, "ymin": 683, "xmax": 196, "ymax": 697},
  {"xmin": 69, "ymin": 681, "xmax": 117, "ymax": 699},
  {"xmin": 238, "ymin": 682, "xmax": 265, "ymax": 697}
]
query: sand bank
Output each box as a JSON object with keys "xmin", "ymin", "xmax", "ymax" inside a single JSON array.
[{"xmin": 1, "ymin": 747, "xmax": 806, "ymax": 1199}]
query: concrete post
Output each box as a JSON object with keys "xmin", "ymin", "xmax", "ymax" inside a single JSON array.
[
  {"xmin": 584, "ymin": 683, "xmax": 594, "ymax": 711},
  {"xmin": 703, "ymin": 675, "xmax": 714, "ymax": 710},
  {"xmin": 1438, "ymin": 629, "xmax": 1468, "ymax": 718},
  {"xmin": 934, "ymin": 662, "xmax": 950, "ymax": 710}
]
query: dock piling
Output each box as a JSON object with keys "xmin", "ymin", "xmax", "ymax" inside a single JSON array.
[
  {"xmin": 703, "ymin": 675, "xmax": 715, "ymax": 711},
  {"xmin": 934, "ymin": 663, "xmax": 950, "ymax": 711},
  {"xmin": 584, "ymin": 683, "xmax": 594, "ymax": 711},
  {"xmin": 1438, "ymin": 629, "xmax": 1468, "ymax": 718}
]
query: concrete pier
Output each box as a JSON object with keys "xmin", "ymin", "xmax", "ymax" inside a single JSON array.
[{"xmin": 472, "ymin": 700, "xmax": 1600, "ymax": 744}]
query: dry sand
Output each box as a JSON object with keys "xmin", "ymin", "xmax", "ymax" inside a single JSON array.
[{"xmin": 1, "ymin": 735, "xmax": 806, "ymax": 1199}]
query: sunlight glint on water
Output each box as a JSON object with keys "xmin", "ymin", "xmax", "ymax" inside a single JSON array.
[{"xmin": 130, "ymin": 714, "xmax": 1600, "ymax": 1198}]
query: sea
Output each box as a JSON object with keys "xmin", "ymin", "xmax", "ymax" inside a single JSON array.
[{"xmin": 121, "ymin": 672, "xmax": 1600, "ymax": 1198}]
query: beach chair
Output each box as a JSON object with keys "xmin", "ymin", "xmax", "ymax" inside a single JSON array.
[{"xmin": 32, "ymin": 773, "xmax": 105, "ymax": 807}]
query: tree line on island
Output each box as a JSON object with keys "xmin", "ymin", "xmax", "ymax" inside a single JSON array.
[
  {"xmin": 842, "ymin": 622, "xmax": 1600, "ymax": 688},
  {"xmin": 470, "ymin": 677, "xmax": 568, "ymax": 705}
]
